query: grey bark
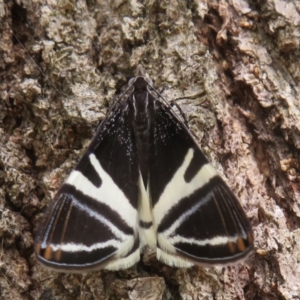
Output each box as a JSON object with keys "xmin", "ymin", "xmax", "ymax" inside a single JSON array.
[{"xmin": 0, "ymin": 0, "xmax": 300, "ymax": 299}]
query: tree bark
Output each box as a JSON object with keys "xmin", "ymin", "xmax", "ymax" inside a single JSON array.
[{"xmin": 1, "ymin": 0, "xmax": 300, "ymax": 299}]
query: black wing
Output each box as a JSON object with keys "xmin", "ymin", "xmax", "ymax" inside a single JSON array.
[
  {"xmin": 35, "ymin": 98, "xmax": 141, "ymax": 271},
  {"xmin": 149, "ymin": 98, "xmax": 253, "ymax": 267}
]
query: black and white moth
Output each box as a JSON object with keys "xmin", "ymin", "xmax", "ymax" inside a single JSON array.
[{"xmin": 35, "ymin": 67, "xmax": 254, "ymax": 271}]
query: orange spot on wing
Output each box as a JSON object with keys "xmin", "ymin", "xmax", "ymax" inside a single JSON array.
[
  {"xmin": 55, "ymin": 249, "xmax": 62, "ymax": 261},
  {"xmin": 237, "ymin": 237, "xmax": 246, "ymax": 252},
  {"xmin": 227, "ymin": 241, "xmax": 236, "ymax": 253},
  {"xmin": 44, "ymin": 246, "xmax": 53, "ymax": 260}
]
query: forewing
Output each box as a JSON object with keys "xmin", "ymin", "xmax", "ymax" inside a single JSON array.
[
  {"xmin": 35, "ymin": 100, "xmax": 140, "ymax": 271},
  {"xmin": 150, "ymin": 101, "xmax": 253, "ymax": 267}
]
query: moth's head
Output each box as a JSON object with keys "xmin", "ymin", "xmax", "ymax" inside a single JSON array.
[
  {"xmin": 128, "ymin": 65, "xmax": 153, "ymax": 88},
  {"xmin": 136, "ymin": 64, "xmax": 145, "ymax": 77}
]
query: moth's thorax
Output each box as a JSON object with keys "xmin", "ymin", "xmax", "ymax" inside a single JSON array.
[
  {"xmin": 130, "ymin": 77, "xmax": 156, "ymax": 186},
  {"xmin": 131, "ymin": 77, "xmax": 154, "ymax": 130}
]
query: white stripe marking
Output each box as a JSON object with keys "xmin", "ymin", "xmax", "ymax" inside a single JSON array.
[
  {"xmin": 105, "ymin": 248, "xmax": 140, "ymax": 270},
  {"xmin": 137, "ymin": 172, "xmax": 156, "ymax": 247},
  {"xmin": 158, "ymin": 232, "xmax": 239, "ymax": 258},
  {"xmin": 156, "ymin": 190, "xmax": 217, "ymax": 252},
  {"xmin": 166, "ymin": 235, "xmax": 238, "ymax": 247},
  {"xmin": 41, "ymin": 194, "xmax": 136, "ymax": 252},
  {"xmin": 66, "ymin": 154, "xmax": 137, "ymax": 229},
  {"xmin": 137, "ymin": 172, "xmax": 152, "ymax": 224},
  {"xmin": 153, "ymin": 148, "xmax": 217, "ymax": 226},
  {"xmin": 69, "ymin": 195, "xmax": 129, "ymax": 241},
  {"xmin": 50, "ymin": 240, "xmax": 121, "ymax": 252},
  {"xmin": 132, "ymin": 95, "xmax": 137, "ymax": 118},
  {"xmin": 156, "ymin": 249, "xmax": 193, "ymax": 268}
]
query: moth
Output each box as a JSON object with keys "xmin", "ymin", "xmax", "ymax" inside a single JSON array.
[{"xmin": 35, "ymin": 66, "xmax": 254, "ymax": 271}]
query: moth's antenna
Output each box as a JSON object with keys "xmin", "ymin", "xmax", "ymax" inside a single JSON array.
[{"xmin": 12, "ymin": 31, "xmax": 67, "ymax": 97}]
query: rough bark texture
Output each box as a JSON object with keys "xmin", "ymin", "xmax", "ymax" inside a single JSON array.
[{"xmin": 1, "ymin": 0, "xmax": 300, "ymax": 299}]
